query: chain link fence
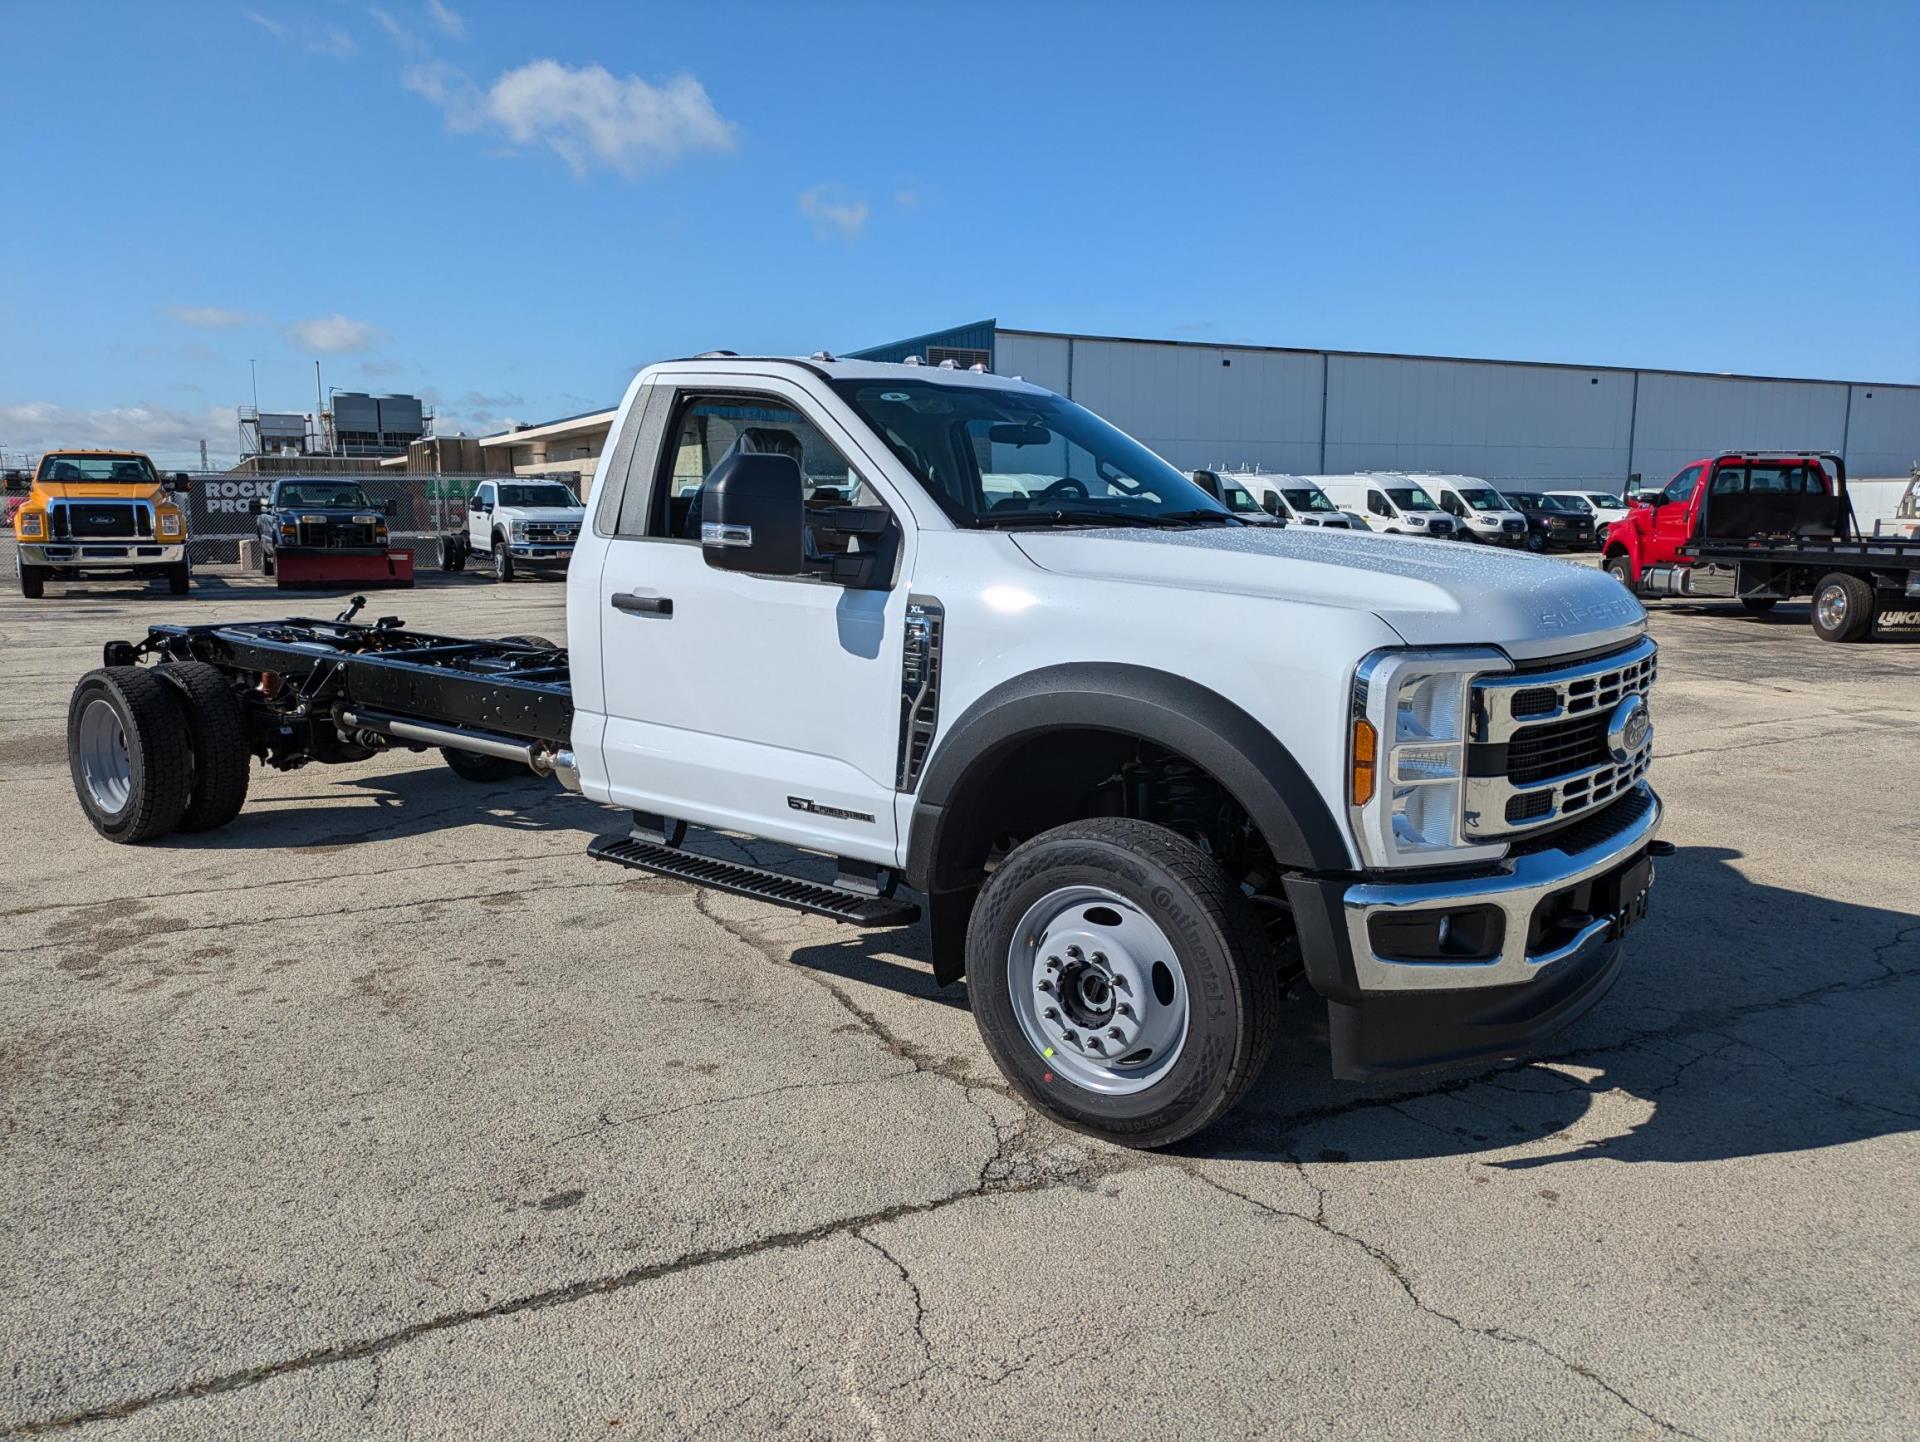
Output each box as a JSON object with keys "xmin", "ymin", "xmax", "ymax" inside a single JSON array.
[{"xmin": 182, "ymin": 473, "xmax": 506, "ymax": 564}]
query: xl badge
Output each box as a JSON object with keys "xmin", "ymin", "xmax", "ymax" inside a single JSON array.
[{"xmin": 1607, "ymin": 694, "xmax": 1651, "ymax": 762}]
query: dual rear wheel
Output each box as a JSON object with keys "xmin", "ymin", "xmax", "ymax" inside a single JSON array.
[{"xmin": 68, "ymin": 663, "xmax": 250, "ymax": 843}]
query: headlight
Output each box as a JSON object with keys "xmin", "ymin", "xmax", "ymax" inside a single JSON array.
[
  {"xmin": 510, "ymin": 520, "xmax": 528, "ymax": 539},
  {"xmin": 17, "ymin": 511, "xmax": 44, "ymax": 538},
  {"xmin": 157, "ymin": 511, "xmax": 183, "ymax": 538},
  {"xmin": 1350, "ymin": 648, "xmax": 1511, "ymax": 868}
]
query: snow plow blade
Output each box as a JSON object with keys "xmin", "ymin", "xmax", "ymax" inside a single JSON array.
[{"xmin": 274, "ymin": 548, "xmax": 415, "ymax": 589}]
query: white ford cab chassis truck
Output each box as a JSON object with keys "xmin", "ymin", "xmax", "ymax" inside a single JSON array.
[
  {"xmin": 439, "ymin": 478, "xmax": 587, "ymax": 581},
  {"xmin": 64, "ymin": 354, "xmax": 1666, "ymax": 1147}
]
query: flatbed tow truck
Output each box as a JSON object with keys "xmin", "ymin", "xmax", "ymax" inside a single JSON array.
[
  {"xmin": 64, "ymin": 353, "xmax": 1668, "ymax": 1147},
  {"xmin": 1604, "ymin": 451, "xmax": 1920, "ymax": 641}
]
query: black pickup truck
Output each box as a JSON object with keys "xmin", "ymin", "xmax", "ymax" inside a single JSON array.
[{"xmin": 252, "ymin": 479, "xmax": 413, "ymax": 587}]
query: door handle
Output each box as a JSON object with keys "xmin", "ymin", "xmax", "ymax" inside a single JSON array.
[{"xmin": 612, "ymin": 593, "xmax": 673, "ymax": 617}]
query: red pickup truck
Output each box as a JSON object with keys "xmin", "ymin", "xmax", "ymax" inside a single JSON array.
[{"xmin": 1601, "ymin": 451, "xmax": 1920, "ymax": 642}]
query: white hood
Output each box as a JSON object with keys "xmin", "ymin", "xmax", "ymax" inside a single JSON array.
[
  {"xmin": 1011, "ymin": 525, "xmax": 1646, "ymax": 661},
  {"xmin": 505, "ymin": 505, "xmax": 585, "ymax": 524}
]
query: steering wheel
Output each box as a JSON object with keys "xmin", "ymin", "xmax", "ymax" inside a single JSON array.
[{"xmin": 1036, "ymin": 478, "xmax": 1089, "ymax": 502}]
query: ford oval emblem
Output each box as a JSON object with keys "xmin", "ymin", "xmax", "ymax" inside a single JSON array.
[{"xmin": 1607, "ymin": 694, "xmax": 1651, "ymax": 762}]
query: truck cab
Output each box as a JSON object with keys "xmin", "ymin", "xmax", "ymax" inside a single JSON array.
[
  {"xmin": 451, "ymin": 478, "xmax": 586, "ymax": 581},
  {"xmin": 73, "ymin": 355, "xmax": 1666, "ymax": 1147},
  {"xmin": 1603, "ymin": 454, "xmax": 1835, "ymax": 586},
  {"xmin": 10, "ymin": 450, "xmax": 190, "ymax": 598},
  {"xmin": 252, "ymin": 478, "xmax": 389, "ymax": 574},
  {"xmin": 1316, "ymin": 474, "xmax": 1457, "ymax": 538}
]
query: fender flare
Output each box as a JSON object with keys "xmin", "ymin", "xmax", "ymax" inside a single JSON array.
[{"xmin": 905, "ymin": 661, "xmax": 1352, "ymax": 894}]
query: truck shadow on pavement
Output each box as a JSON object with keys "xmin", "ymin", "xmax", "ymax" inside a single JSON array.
[{"xmin": 1193, "ymin": 844, "xmax": 1920, "ymax": 1169}]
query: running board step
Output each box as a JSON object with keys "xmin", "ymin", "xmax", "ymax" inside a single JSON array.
[{"xmin": 587, "ymin": 834, "xmax": 921, "ymax": 927}]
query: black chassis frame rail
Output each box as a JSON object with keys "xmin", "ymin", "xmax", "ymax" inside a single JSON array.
[{"xmin": 130, "ymin": 616, "xmax": 575, "ymax": 750}]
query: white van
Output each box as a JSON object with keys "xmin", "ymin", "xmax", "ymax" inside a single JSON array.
[
  {"xmin": 1315, "ymin": 475, "xmax": 1457, "ymax": 539},
  {"xmin": 1211, "ymin": 472, "xmax": 1360, "ymax": 529},
  {"xmin": 1417, "ymin": 474, "xmax": 1530, "ymax": 545}
]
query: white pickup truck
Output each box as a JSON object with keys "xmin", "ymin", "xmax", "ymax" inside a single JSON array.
[
  {"xmin": 439, "ymin": 478, "xmax": 586, "ymax": 581},
  {"xmin": 63, "ymin": 353, "xmax": 1666, "ymax": 1147}
]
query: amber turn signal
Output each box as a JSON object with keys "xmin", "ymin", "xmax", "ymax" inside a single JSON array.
[{"xmin": 1351, "ymin": 717, "xmax": 1377, "ymax": 807}]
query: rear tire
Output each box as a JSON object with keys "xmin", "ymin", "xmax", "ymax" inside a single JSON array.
[
  {"xmin": 967, "ymin": 818, "xmax": 1281, "ymax": 1149},
  {"xmin": 68, "ymin": 667, "xmax": 193, "ymax": 843},
  {"xmin": 1739, "ymin": 596, "xmax": 1778, "ymax": 616},
  {"xmin": 162, "ymin": 662, "xmax": 252, "ymax": 832},
  {"xmin": 492, "ymin": 538, "xmax": 514, "ymax": 582},
  {"xmin": 1811, "ymin": 572, "xmax": 1875, "ymax": 643},
  {"xmin": 19, "ymin": 563, "xmax": 45, "ymax": 599},
  {"xmin": 440, "ymin": 747, "xmax": 526, "ymax": 783},
  {"xmin": 167, "ymin": 563, "xmax": 191, "ymax": 596}
]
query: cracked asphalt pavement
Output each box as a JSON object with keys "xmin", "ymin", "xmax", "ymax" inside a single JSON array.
[{"xmin": 2, "ymin": 561, "xmax": 1916, "ymax": 1439}]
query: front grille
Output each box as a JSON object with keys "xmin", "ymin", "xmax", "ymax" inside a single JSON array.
[
  {"xmin": 297, "ymin": 519, "xmax": 377, "ymax": 547},
  {"xmin": 1503, "ymin": 519, "xmax": 1525, "ymax": 533},
  {"xmin": 58, "ymin": 502, "xmax": 142, "ymax": 538},
  {"xmin": 1463, "ymin": 637, "xmax": 1657, "ymax": 842},
  {"xmin": 1504, "ymin": 712, "xmax": 1610, "ymax": 784},
  {"xmin": 521, "ymin": 523, "xmax": 577, "ymax": 542}
]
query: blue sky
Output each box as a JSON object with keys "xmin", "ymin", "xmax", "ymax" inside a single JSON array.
[{"xmin": 2, "ymin": 0, "xmax": 1915, "ymax": 466}]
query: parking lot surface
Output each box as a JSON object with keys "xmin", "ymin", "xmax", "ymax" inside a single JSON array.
[{"xmin": 2, "ymin": 560, "xmax": 1916, "ymax": 1439}]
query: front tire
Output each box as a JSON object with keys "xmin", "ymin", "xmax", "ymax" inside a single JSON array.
[
  {"xmin": 19, "ymin": 562, "xmax": 46, "ymax": 599},
  {"xmin": 441, "ymin": 536, "xmax": 466, "ymax": 572},
  {"xmin": 166, "ymin": 563, "xmax": 191, "ymax": 596},
  {"xmin": 1604, "ymin": 553, "xmax": 1636, "ymax": 589},
  {"xmin": 492, "ymin": 538, "xmax": 514, "ymax": 582},
  {"xmin": 967, "ymin": 818, "xmax": 1281, "ymax": 1149},
  {"xmin": 1811, "ymin": 572, "xmax": 1875, "ymax": 643},
  {"xmin": 1524, "ymin": 530, "xmax": 1546, "ymax": 553},
  {"xmin": 68, "ymin": 667, "xmax": 193, "ymax": 843}
]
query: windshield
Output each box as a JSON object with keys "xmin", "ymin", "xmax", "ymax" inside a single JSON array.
[
  {"xmin": 1456, "ymin": 487, "xmax": 1508, "ymax": 511},
  {"xmin": 829, "ymin": 380, "xmax": 1232, "ymax": 528},
  {"xmin": 1586, "ymin": 493, "xmax": 1627, "ymax": 511},
  {"xmin": 499, "ymin": 482, "xmax": 580, "ymax": 508},
  {"xmin": 1220, "ymin": 483, "xmax": 1265, "ymax": 514},
  {"xmin": 1281, "ymin": 487, "xmax": 1338, "ymax": 513},
  {"xmin": 1384, "ymin": 487, "xmax": 1441, "ymax": 513},
  {"xmin": 1504, "ymin": 492, "xmax": 1543, "ymax": 509},
  {"xmin": 1552, "ymin": 495, "xmax": 1594, "ymax": 513},
  {"xmin": 40, "ymin": 454, "xmax": 156, "ymax": 485},
  {"xmin": 278, "ymin": 482, "xmax": 372, "ymax": 508}
]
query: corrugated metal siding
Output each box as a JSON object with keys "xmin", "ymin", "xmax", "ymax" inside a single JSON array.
[
  {"xmin": 1628, "ymin": 372, "xmax": 1850, "ymax": 488},
  {"xmin": 1840, "ymin": 385, "xmax": 1920, "ymax": 479},
  {"xmin": 1068, "ymin": 339, "xmax": 1324, "ymax": 473},
  {"xmin": 1324, "ymin": 356, "xmax": 1633, "ymax": 482},
  {"xmin": 994, "ymin": 333, "xmax": 1072, "ymax": 393}
]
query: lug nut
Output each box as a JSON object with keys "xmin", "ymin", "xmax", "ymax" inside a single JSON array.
[
  {"xmin": 1110, "ymin": 974, "xmax": 1130, "ymax": 991},
  {"xmin": 1118, "ymin": 1002, "xmax": 1134, "ymax": 1018},
  {"xmin": 1091, "ymin": 951, "xmax": 1107, "ymax": 966},
  {"xmin": 1045, "ymin": 956, "xmax": 1061, "ymax": 972},
  {"xmin": 1062, "ymin": 1030, "xmax": 1079, "ymax": 1045},
  {"xmin": 1044, "ymin": 1007, "xmax": 1059, "ymax": 1021},
  {"xmin": 1087, "ymin": 1037, "xmax": 1104, "ymax": 1051},
  {"xmin": 1066, "ymin": 945, "xmax": 1083, "ymax": 961},
  {"xmin": 1107, "ymin": 1026, "xmax": 1124, "ymax": 1040},
  {"xmin": 1038, "ymin": 979, "xmax": 1053, "ymax": 993}
]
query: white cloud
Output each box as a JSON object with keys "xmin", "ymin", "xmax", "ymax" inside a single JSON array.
[
  {"xmin": 358, "ymin": 359, "xmax": 408, "ymax": 378},
  {"xmin": 368, "ymin": 6, "xmax": 418, "ymax": 48},
  {"xmin": 423, "ymin": 0, "xmax": 465, "ymax": 39},
  {"xmin": 167, "ymin": 305, "xmax": 260, "ymax": 329},
  {"xmin": 308, "ymin": 25, "xmax": 356, "ymax": 58},
  {"xmin": 464, "ymin": 389, "xmax": 523, "ymax": 408},
  {"xmin": 798, "ymin": 184, "xmax": 869, "ymax": 239},
  {"xmin": 287, "ymin": 315, "xmax": 383, "ymax": 354},
  {"xmin": 243, "ymin": 10, "xmax": 286, "ymax": 38},
  {"xmin": 0, "ymin": 401, "xmax": 240, "ymax": 468},
  {"xmin": 408, "ymin": 58, "xmax": 735, "ymax": 177}
]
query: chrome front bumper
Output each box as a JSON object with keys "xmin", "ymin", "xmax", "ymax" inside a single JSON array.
[
  {"xmin": 507, "ymin": 543, "xmax": 575, "ymax": 562},
  {"xmin": 1342, "ymin": 785, "xmax": 1661, "ymax": 992},
  {"xmin": 20, "ymin": 542, "xmax": 185, "ymax": 568}
]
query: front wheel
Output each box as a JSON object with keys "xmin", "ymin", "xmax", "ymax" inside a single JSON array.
[
  {"xmin": 19, "ymin": 562, "xmax": 45, "ymax": 599},
  {"xmin": 1594, "ymin": 522, "xmax": 1611, "ymax": 549},
  {"xmin": 441, "ymin": 535, "xmax": 466, "ymax": 572},
  {"xmin": 1604, "ymin": 553, "xmax": 1636, "ymax": 590},
  {"xmin": 1811, "ymin": 572, "xmax": 1875, "ymax": 643},
  {"xmin": 492, "ymin": 539, "xmax": 514, "ymax": 582},
  {"xmin": 166, "ymin": 563, "xmax": 191, "ymax": 596},
  {"xmin": 967, "ymin": 818, "xmax": 1281, "ymax": 1149},
  {"xmin": 1524, "ymin": 530, "xmax": 1546, "ymax": 553}
]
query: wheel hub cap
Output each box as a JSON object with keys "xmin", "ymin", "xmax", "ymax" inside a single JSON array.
[{"xmin": 1008, "ymin": 885, "xmax": 1189, "ymax": 1095}]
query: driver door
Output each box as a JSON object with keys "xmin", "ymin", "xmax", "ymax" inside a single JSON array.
[
  {"xmin": 593, "ymin": 380, "xmax": 910, "ymax": 864},
  {"xmin": 468, "ymin": 483, "xmax": 495, "ymax": 549}
]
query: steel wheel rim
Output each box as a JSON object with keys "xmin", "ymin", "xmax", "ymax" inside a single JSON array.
[
  {"xmin": 1006, "ymin": 885, "xmax": 1189, "ymax": 1095},
  {"xmin": 1817, "ymin": 585, "xmax": 1848, "ymax": 630},
  {"xmin": 77, "ymin": 697, "xmax": 133, "ymax": 815}
]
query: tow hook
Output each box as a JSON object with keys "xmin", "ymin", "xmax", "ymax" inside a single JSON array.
[{"xmin": 1648, "ymin": 840, "xmax": 1677, "ymax": 858}]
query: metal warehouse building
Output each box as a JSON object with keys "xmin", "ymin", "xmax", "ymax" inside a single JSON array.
[{"xmin": 850, "ymin": 320, "xmax": 1920, "ymax": 492}]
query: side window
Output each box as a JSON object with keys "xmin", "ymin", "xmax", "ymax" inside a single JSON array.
[
  {"xmin": 1368, "ymin": 490, "xmax": 1390, "ymax": 517},
  {"xmin": 1440, "ymin": 492, "xmax": 1463, "ymax": 516},
  {"xmin": 641, "ymin": 393, "xmax": 883, "ymax": 564},
  {"xmin": 1662, "ymin": 466, "xmax": 1702, "ymax": 504}
]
